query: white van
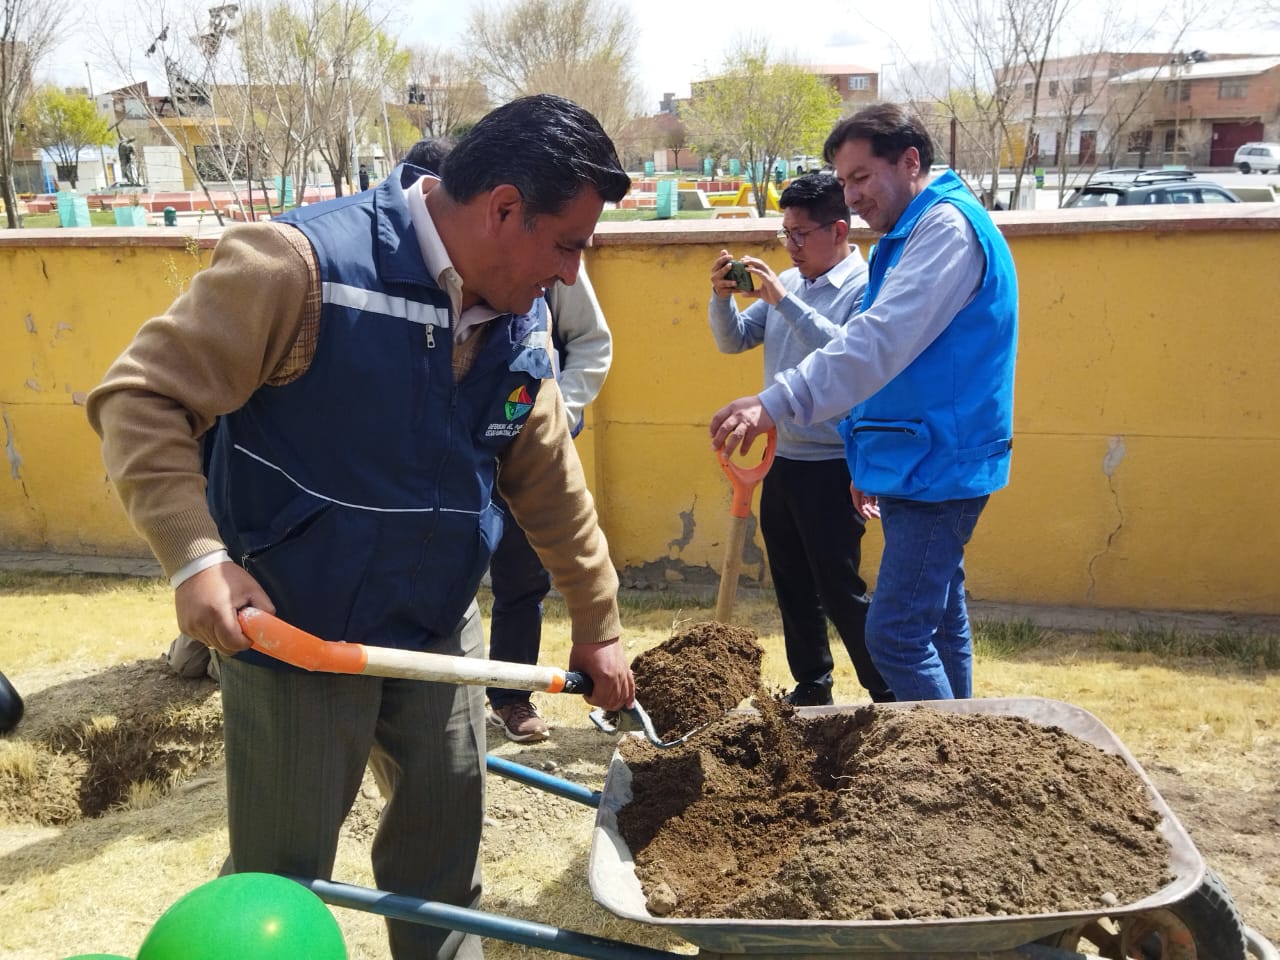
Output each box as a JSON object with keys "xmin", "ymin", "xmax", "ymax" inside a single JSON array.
[
  {"xmin": 1233, "ymin": 142, "xmax": 1280, "ymax": 174},
  {"xmin": 790, "ymin": 155, "xmax": 824, "ymax": 175}
]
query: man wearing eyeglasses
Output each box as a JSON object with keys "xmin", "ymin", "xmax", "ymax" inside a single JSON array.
[
  {"xmin": 708, "ymin": 172, "xmax": 892, "ymax": 707},
  {"xmin": 711, "ymin": 103, "xmax": 1017, "ymax": 704}
]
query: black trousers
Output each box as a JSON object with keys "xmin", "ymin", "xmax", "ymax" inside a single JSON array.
[{"xmin": 759, "ymin": 456, "xmax": 892, "ymax": 702}]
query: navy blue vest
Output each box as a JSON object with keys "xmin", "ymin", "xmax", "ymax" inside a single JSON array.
[{"xmin": 206, "ymin": 167, "xmax": 552, "ymax": 662}]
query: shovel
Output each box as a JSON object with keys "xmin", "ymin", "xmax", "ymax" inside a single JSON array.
[
  {"xmin": 236, "ymin": 607, "xmax": 692, "ymax": 749},
  {"xmin": 714, "ymin": 428, "xmax": 777, "ymax": 623}
]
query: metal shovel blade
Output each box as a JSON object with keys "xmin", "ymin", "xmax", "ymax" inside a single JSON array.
[{"xmin": 588, "ymin": 701, "xmax": 704, "ymax": 749}]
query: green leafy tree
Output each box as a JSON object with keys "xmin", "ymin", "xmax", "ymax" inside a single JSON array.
[
  {"xmin": 686, "ymin": 39, "xmax": 842, "ymax": 216},
  {"xmin": 21, "ymin": 85, "xmax": 112, "ymax": 189}
]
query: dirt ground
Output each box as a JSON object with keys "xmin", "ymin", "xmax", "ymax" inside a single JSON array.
[
  {"xmin": 1, "ymin": 622, "xmax": 1277, "ymax": 955},
  {"xmin": 0, "ymin": 658, "xmax": 223, "ymax": 825}
]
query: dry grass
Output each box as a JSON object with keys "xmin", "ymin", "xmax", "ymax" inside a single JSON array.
[{"xmin": 0, "ymin": 572, "xmax": 1277, "ymax": 959}]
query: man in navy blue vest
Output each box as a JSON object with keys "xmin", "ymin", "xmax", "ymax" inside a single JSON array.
[
  {"xmin": 401, "ymin": 135, "xmax": 614, "ymax": 743},
  {"xmin": 710, "ymin": 103, "xmax": 1017, "ymax": 702},
  {"xmin": 89, "ymin": 95, "xmax": 633, "ymax": 960}
]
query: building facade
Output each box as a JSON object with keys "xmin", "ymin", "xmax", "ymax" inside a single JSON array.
[{"xmin": 1108, "ymin": 55, "xmax": 1280, "ymax": 167}]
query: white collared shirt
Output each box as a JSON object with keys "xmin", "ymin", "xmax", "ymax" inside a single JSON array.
[
  {"xmin": 804, "ymin": 246, "xmax": 863, "ymax": 291},
  {"xmin": 405, "ymin": 173, "xmax": 502, "ymax": 343}
]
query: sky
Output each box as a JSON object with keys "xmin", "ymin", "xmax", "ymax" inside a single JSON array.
[{"xmin": 40, "ymin": 0, "xmax": 1280, "ymax": 112}]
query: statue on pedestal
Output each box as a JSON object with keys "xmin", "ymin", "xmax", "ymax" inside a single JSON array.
[{"xmin": 118, "ymin": 137, "xmax": 139, "ymax": 185}]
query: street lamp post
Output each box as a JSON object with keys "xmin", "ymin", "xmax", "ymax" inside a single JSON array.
[
  {"xmin": 85, "ymin": 63, "xmax": 111, "ymax": 186},
  {"xmin": 345, "ymin": 75, "xmax": 358, "ymax": 192},
  {"xmin": 1169, "ymin": 51, "xmax": 1202, "ymax": 166},
  {"xmin": 1170, "ymin": 54, "xmax": 1185, "ymax": 164},
  {"xmin": 335, "ymin": 56, "xmax": 359, "ymax": 194},
  {"xmin": 878, "ymin": 62, "xmax": 896, "ymax": 101}
]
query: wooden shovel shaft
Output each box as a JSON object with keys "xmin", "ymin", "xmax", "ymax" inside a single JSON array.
[
  {"xmin": 237, "ymin": 607, "xmax": 590, "ymax": 694},
  {"xmin": 714, "ymin": 515, "xmax": 749, "ymax": 622},
  {"xmin": 715, "ymin": 429, "xmax": 776, "ymax": 623}
]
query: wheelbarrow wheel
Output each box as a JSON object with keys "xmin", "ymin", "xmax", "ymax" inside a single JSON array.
[
  {"xmin": 1038, "ymin": 868, "xmax": 1247, "ymax": 960},
  {"xmin": 0, "ymin": 670, "xmax": 23, "ymax": 733}
]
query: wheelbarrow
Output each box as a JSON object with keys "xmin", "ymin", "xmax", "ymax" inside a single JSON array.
[{"xmin": 280, "ymin": 695, "xmax": 1280, "ymax": 960}]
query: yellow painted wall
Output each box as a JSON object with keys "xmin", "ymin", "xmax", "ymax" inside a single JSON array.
[
  {"xmin": 3, "ymin": 210, "xmax": 1279, "ymax": 615},
  {"xmin": 0, "ymin": 234, "xmax": 212, "ymax": 555}
]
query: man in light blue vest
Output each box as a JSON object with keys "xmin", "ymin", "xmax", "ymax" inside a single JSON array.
[{"xmin": 710, "ymin": 103, "xmax": 1017, "ymax": 701}]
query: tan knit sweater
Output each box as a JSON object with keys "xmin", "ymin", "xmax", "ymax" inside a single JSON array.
[{"xmin": 86, "ymin": 221, "xmax": 620, "ymax": 646}]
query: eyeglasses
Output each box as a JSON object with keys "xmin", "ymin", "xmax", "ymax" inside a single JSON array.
[{"xmin": 776, "ymin": 221, "xmax": 838, "ymax": 248}]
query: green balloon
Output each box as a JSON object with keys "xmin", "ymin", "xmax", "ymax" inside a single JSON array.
[{"xmin": 138, "ymin": 872, "xmax": 347, "ymax": 960}]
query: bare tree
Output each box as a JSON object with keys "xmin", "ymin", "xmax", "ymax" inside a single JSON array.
[
  {"xmin": 685, "ymin": 37, "xmax": 843, "ymax": 216},
  {"xmin": 235, "ymin": 0, "xmax": 333, "ymax": 212},
  {"xmin": 904, "ymin": 0, "xmax": 1022, "ymax": 205},
  {"xmin": 304, "ymin": 2, "xmax": 396, "ymax": 196},
  {"xmin": 664, "ymin": 117, "xmax": 689, "ymax": 172},
  {"xmin": 404, "ymin": 44, "xmax": 488, "ymax": 141},
  {"xmin": 97, "ymin": 0, "xmax": 398, "ymax": 220},
  {"xmin": 96, "ymin": 0, "xmax": 250, "ymax": 223},
  {"xmin": 465, "ymin": 0, "xmax": 643, "ymax": 143},
  {"xmin": 0, "ymin": 0, "xmax": 67, "ymax": 226},
  {"xmin": 894, "ymin": 0, "xmax": 1214, "ymax": 208}
]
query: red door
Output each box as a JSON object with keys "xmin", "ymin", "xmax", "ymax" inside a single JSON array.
[
  {"xmin": 1211, "ymin": 121, "xmax": 1263, "ymax": 167},
  {"xmin": 1078, "ymin": 130, "xmax": 1096, "ymax": 165}
]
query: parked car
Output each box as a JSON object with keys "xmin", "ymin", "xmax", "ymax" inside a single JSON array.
[
  {"xmin": 1233, "ymin": 142, "xmax": 1280, "ymax": 175},
  {"xmin": 90, "ymin": 181, "xmax": 149, "ymax": 193},
  {"xmin": 1061, "ymin": 169, "xmax": 1239, "ymax": 208},
  {"xmin": 790, "ymin": 155, "xmax": 824, "ymax": 175}
]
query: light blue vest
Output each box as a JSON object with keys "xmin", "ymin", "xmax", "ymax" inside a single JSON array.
[
  {"xmin": 206, "ymin": 166, "xmax": 552, "ymax": 664},
  {"xmin": 840, "ymin": 170, "xmax": 1017, "ymax": 501}
]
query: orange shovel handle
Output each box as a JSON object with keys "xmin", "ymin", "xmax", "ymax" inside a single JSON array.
[
  {"xmin": 236, "ymin": 607, "xmax": 583, "ymax": 693},
  {"xmin": 717, "ymin": 428, "xmax": 778, "ymax": 518},
  {"xmin": 238, "ymin": 607, "xmax": 369, "ymax": 673}
]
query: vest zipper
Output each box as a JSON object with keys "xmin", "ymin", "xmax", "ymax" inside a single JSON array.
[
  {"xmin": 425, "ymin": 323, "xmax": 436, "ymax": 348},
  {"xmin": 852, "ymin": 425, "xmax": 918, "ymax": 434}
]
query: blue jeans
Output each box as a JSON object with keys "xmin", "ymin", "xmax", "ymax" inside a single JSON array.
[{"xmin": 865, "ymin": 495, "xmax": 989, "ymax": 701}]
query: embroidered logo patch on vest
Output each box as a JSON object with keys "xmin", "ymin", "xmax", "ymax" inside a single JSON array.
[
  {"xmin": 504, "ymin": 385, "xmax": 534, "ymax": 421},
  {"xmin": 485, "ymin": 385, "xmax": 534, "ymax": 439}
]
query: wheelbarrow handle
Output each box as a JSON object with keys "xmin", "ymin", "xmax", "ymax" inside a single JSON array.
[
  {"xmin": 238, "ymin": 607, "xmax": 590, "ymax": 695},
  {"xmin": 718, "ymin": 428, "xmax": 777, "ymax": 518}
]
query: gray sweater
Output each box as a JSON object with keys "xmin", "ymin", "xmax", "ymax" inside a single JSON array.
[{"xmin": 709, "ymin": 249, "xmax": 868, "ymax": 460}]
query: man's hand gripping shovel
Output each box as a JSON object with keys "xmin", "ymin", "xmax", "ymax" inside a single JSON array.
[{"xmin": 236, "ymin": 608, "xmax": 692, "ymax": 749}]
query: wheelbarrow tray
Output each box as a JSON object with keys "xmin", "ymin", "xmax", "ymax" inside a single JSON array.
[{"xmin": 588, "ymin": 696, "xmax": 1206, "ymax": 955}]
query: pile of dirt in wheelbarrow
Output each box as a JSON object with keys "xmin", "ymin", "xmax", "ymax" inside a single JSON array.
[
  {"xmin": 617, "ymin": 698, "xmax": 1173, "ymax": 921},
  {"xmin": 625, "ymin": 620, "xmax": 764, "ymax": 742}
]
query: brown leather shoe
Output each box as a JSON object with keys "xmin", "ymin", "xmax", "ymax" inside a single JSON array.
[{"xmin": 488, "ymin": 700, "xmax": 550, "ymax": 742}]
